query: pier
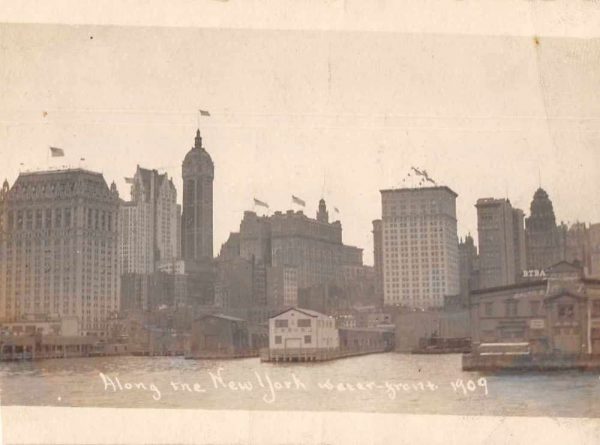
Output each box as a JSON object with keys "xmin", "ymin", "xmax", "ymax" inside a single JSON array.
[
  {"xmin": 0, "ymin": 335, "xmax": 97, "ymax": 361},
  {"xmin": 259, "ymin": 346, "xmax": 390, "ymax": 363}
]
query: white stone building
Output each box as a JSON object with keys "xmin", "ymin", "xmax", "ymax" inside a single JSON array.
[
  {"xmin": 380, "ymin": 186, "xmax": 460, "ymax": 309},
  {"xmin": 119, "ymin": 166, "xmax": 180, "ymax": 274}
]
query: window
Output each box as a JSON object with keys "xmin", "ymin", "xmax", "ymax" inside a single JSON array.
[
  {"xmin": 505, "ymin": 300, "xmax": 518, "ymax": 317},
  {"xmin": 530, "ymin": 301, "xmax": 540, "ymax": 316},
  {"xmin": 297, "ymin": 319, "xmax": 311, "ymax": 328},
  {"xmin": 304, "ymin": 335, "xmax": 312, "ymax": 344},
  {"xmin": 558, "ymin": 304, "xmax": 574, "ymax": 320},
  {"xmin": 274, "ymin": 336, "xmax": 282, "ymax": 345},
  {"xmin": 275, "ymin": 319, "xmax": 288, "ymax": 328},
  {"xmin": 592, "ymin": 300, "xmax": 600, "ymax": 318},
  {"xmin": 484, "ymin": 302, "xmax": 493, "ymax": 317}
]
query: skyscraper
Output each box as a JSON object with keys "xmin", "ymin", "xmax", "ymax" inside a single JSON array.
[
  {"xmin": 458, "ymin": 234, "xmax": 480, "ymax": 296},
  {"xmin": 525, "ymin": 188, "xmax": 566, "ymax": 271},
  {"xmin": 119, "ymin": 166, "xmax": 180, "ymax": 274},
  {"xmin": 0, "ymin": 169, "xmax": 120, "ymax": 336},
  {"xmin": 380, "ymin": 186, "xmax": 460, "ymax": 309},
  {"xmin": 181, "ymin": 129, "xmax": 214, "ymax": 261},
  {"xmin": 372, "ymin": 219, "xmax": 384, "ymax": 306},
  {"xmin": 217, "ymin": 199, "xmax": 364, "ymax": 315},
  {"xmin": 476, "ymin": 198, "xmax": 526, "ymax": 288}
]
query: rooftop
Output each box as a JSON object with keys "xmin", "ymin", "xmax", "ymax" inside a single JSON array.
[{"xmin": 380, "ymin": 185, "xmax": 458, "ymax": 198}]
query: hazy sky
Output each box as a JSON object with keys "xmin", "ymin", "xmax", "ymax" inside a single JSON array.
[{"xmin": 1, "ymin": 22, "xmax": 600, "ymax": 264}]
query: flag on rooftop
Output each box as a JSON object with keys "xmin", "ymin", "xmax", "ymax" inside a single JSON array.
[
  {"xmin": 254, "ymin": 198, "xmax": 269, "ymax": 208},
  {"xmin": 292, "ymin": 195, "xmax": 306, "ymax": 207},
  {"xmin": 49, "ymin": 146, "xmax": 64, "ymax": 157},
  {"xmin": 125, "ymin": 177, "xmax": 135, "ymax": 184},
  {"xmin": 199, "ymin": 109, "xmax": 210, "ymax": 116}
]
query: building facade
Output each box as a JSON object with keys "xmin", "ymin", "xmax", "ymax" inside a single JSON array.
[
  {"xmin": 0, "ymin": 169, "xmax": 120, "ymax": 337},
  {"xmin": 476, "ymin": 198, "xmax": 526, "ymax": 289},
  {"xmin": 565, "ymin": 222, "xmax": 593, "ymax": 276},
  {"xmin": 181, "ymin": 129, "xmax": 214, "ymax": 261},
  {"xmin": 380, "ymin": 186, "xmax": 460, "ymax": 309},
  {"xmin": 458, "ymin": 234, "xmax": 480, "ymax": 297},
  {"xmin": 469, "ymin": 261, "xmax": 600, "ymax": 355},
  {"xmin": 188, "ymin": 314, "xmax": 251, "ymax": 358},
  {"xmin": 119, "ymin": 166, "xmax": 179, "ymax": 274},
  {"xmin": 268, "ymin": 307, "xmax": 339, "ymax": 350},
  {"xmin": 372, "ymin": 219, "xmax": 384, "ymax": 306},
  {"xmin": 525, "ymin": 188, "xmax": 567, "ymax": 272},
  {"xmin": 218, "ymin": 199, "xmax": 363, "ymax": 316},
  {"xmin": 270, "ymin": 202, "xmax": 363, "ymax": 289}
]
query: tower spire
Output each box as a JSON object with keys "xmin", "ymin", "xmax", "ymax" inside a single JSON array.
[{"xmin": 194, "ymin": 129, "xmax": 202, "ymax": 150}]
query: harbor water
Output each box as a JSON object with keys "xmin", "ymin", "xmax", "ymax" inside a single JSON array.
[{"xmin": 0, "ymin": 353, "xmax": 599, "ymax": 418}]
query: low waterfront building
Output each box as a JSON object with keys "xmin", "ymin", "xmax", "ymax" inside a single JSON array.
[
  {"xmin": 1, "ymin": 314, "xmax": 78, "ymax": 337},
  {"xmin": 394, "ymin": 307, "xmax": 470, "ymax": 352},
  {"xmin": 339, "ymin": 327, "xmax": 394, "ymax": 352},
  {"xmin": 262, "ymin": 307, "xmax": 394, "ymax": 362},
  {"xmin": 187, "ymin": 314, "xmax": 259, "ymax": 358},
  {"xmin": 464, "ymin": 261, "xmax": 600, "ymax": 370},
  {"xmin": 268, "ymin": 307, "xmax": 338, "ymax": 351},
  {"xmin": 0, "ymin": 334, "xmax": 98, "ymax": 361}
]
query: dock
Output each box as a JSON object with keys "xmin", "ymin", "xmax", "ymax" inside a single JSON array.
[
  {"xmin": 462, "ymin": 352, "xmax": 600, "ymax": 371},
  {"xmin": 259, "ymin": 346, "xmax": 390, "ymax": 363},
  {"xmin": 0, "ymin": 335, "xmax": 98, "ymax": 361}
]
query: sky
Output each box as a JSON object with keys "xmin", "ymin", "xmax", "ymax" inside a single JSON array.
[{"xmin": 1, "ymin": 22, "xmax": 600, "ymax": 265}]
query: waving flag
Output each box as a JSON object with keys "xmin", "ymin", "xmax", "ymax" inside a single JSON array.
[
  {"xmin": 411, "ymin": 166, "xmax": 437, "ymax": 185},
  {"xmin": 253, "ymin": 198, "xmax": 269, "ymax": 208},
  {"xmin": 125, "ymin": 177, "xmax": 135, "ymax": 184},
  {"xmin": 199, "ymin": 109, "xmax": 211, "ymax": 116},
  {"xmin": 334, "ymin": 207, "xmax": 340, "ymax": 213},
  {"xmin": 49, "ymin": 146, "xmax": 64, "ymax": 157},
  {"xmin": 292, "ymin": 195, "xmax": 306, "ymax": 207}
]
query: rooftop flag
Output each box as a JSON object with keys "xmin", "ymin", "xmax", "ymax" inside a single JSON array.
[
  {"xmin": 125, "ymin": 177, "xmax": 135, "ymax": 184},
  {"xmin": 253, "ymin": 198, "xmax": 269, "ymax": 208},
  {"xmin": 292, "ymin": 195, "xmax": 306, "ymax": 207},
  {"xmin": 199, "ymin": 109, "xmax": 211, "ymax": 116},
  {"xmin": 49, "ymin": 146, "xmax": 64, "ymax": 157}
]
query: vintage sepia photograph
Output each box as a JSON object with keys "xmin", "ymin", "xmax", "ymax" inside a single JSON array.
[{"xmin": 1, "ymin": 1, "xmax": 600, "ymax": 443}]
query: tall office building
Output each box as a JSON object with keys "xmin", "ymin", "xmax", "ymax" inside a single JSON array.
[
  {"xmin": 269, "ymin": 202, "xmax": 363, "ymax": 289},
  {"xmin": 119, "ymin": 166, "xmax": 180, "ymax": 274},
  {"xmin": 458, "ymin": 234, "xmax": 480, "ymax": 296},
  {"xmin": 181, "ymin": 129, "xmax": 214, "ymax": 261},
  {"xmin": 476, "ymin": 198, "xmax": 526, "ymax": 288},
  {"xmin": 217, "ymin": 199, "xmax": 364, "ymax": 315},
  {"xmin": 372, "ymin": 219, "xmax": 384, "ymax": 306},
  {"xmin": 0, "ymin": 169, "xmax": 120, "ymax": 336},
  {"xmin": 525, "ymin": 188, "xmax": 566, "ymax": 271},
  {"xmin": 512, "ymin": 208, "xmax": 527, "ymax": 277},
  {"xmin": 380, "ymin": 186, "xmax": 460, "ymax": 309}
]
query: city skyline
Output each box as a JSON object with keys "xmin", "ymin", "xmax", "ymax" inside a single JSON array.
[{"xmin": 2, "ymin": 24, "xmax": 600, "ymax": 265}]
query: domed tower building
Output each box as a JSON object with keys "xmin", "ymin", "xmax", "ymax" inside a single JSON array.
[
  {"xmin": 182, "ymin": 129, "xmax": 214, "ymax": 261},
  {"xmin": 525, "ymin": 188, "xmax": 567, "ymax": 271},
  {"xmin": 180, "ymin": 129, "xmax": 216, "ymax": 306}
]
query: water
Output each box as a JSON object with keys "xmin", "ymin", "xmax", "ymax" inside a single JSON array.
[{"xmin": 0, "ymin": 353, "xmax": 599, "ymax": 417}]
